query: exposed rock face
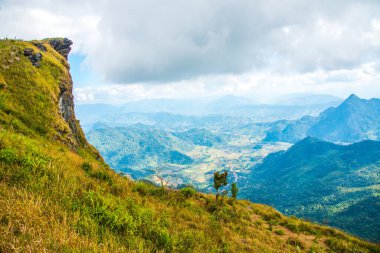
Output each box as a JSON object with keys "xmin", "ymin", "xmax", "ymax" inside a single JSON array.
[
  {"xmin": 23, "ymin": 48, "xmax": 43, "ymax": 67},
  {"xmin": 51, "ymin": 38, "xmax": 100, "ymax": 158},
  {"xmin": 49, "ymin": 38, "xmax": 73, "ymax": 59},
  {"xmin": 33, "ymin": 42, "xmax": 47, "ymax": 52},
  {"xmin": 58, "ymin": 73, "xmax": 84, "ymax": 147}
]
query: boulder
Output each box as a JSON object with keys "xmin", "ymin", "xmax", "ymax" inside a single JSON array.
[
  {"xmin": 23, "ymin": 48, "xmax": 34, "ymax": 56},
  {"xmin": 23, "ymin": 48, "xmax": 43, "ymax": 67}
]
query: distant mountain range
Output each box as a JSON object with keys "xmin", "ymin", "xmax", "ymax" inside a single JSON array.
[
  {"xmin": 85, "ymin": 124, "xmax": 223, "ymax": 178},
  {"xmin": 265, "ymin": 94, "xmax": 380, "ymax": 143},
  {"xmin": 241, "ymin": 137, "xmax": 380, "ymax": 241},
  {"xmin": 75, "ymin": 94, "xmax": 339, "ymax": 128},
  {"xmin": 274, "ymin": 93, "xmax": 342, "ymax": 106}
]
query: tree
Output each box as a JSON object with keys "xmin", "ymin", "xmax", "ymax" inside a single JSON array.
[
  {"xmin": 153, "ymin": 169, "xmax": 169, "ymax": 189},
  {"xmin": 231, "ymin": 182, "xmax": 238, "ymax": 200},
  {"xmin": 213, "ymin": 170, "xmax": 228, "ymax": 203}
]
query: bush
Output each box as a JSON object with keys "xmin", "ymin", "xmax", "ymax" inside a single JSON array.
[
  {"xmin": 287, "ymin": 237, "xmax": 304, "ymax": 250},
  {"xmin": 90, "ymin": 171, "xmax": 113, "ymax": 185},
  {"xmin": 274, "ymin": 229, "xmax": 285, "ymax": 236},
  {"xmin": 180, "ymin": 187, "xmax": 196, "ymax": 198},
  {"xmin": 0, "ymin": 148, "xmax": 18, "ymax": 163},
  {"xmin": 81, "ymin": 162, "xmax": 92, "ymax": 173}
]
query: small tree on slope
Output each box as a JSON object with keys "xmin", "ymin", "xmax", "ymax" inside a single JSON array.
[{"xmin": 213, "ymin": 170, "xmax": 228, "ymax": 203}]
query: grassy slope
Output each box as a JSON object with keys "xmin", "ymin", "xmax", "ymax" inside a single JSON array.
[{"xmin": 0, "ymin": 39, "xmax": 379, "ymax": 252}]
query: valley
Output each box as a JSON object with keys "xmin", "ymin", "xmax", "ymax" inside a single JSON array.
[{"xmin": 79, "ymin": 94, "xmax": 380, "ymax": 242}]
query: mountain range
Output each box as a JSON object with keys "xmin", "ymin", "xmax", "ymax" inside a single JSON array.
[
  {"xmin": 242, "ymin": 137, "xmax": 380, "ymax": 241},
  {"xmin": 86, "ymin": 124, "xmax": 223, "ymax": 178},
  {"xmin": 265, "ymin": 94, "xmax": 380, "ymax": 143}
]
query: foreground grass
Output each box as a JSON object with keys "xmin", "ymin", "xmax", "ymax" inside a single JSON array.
[{"xmin": 0, "ymin": 38, "xmax": 379, "ymax": 252}]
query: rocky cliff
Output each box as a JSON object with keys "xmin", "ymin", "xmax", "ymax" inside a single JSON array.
[{"xmin": 0, "ymin": 38, "xmax": 99, "ymax": 155}]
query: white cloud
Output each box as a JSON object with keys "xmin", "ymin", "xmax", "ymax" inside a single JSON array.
[
  {"xmin": 74, "ymin": 63, "xmax": 380, "ymax": 104},
  {"xmin": 1, "ymin": 0, "xmax": 379, "ymax": 102}
]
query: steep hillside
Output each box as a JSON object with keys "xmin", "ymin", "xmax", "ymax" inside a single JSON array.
[
  {"xmin": 242, "ymin": 137, "xmax": 380, "ymax": 242},
  {"xmin": 0, "ymin": 38, "xmax": 379, "ymax": 252},
  {"xmin": 264, "ymin": 94, "xmax": 380, "ymax": 143},
  {"xmin": 85, "ymin": 124, "xmax": 194, "ymax": 178}
]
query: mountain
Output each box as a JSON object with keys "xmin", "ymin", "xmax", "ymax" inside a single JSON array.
[
  {"xmin": 264, "ymin": 94, "xmax": 380, "ymax": 143},
  {"xmin": 1, "ymin": 38, "xmax": 378, "ymax": 252},
  {"xmin": 275, "ymin": 93, "xmax": 342, "ymax": 106},
  {"xmin": 264, "ymin": 116, "xmax": 318, "ymax": 143},
  {"xmin": 85, "ymin": 124, "xmax": 194, "ymax": 178},
  {"xmin": 85, "ymin": 124, "xmax": 225, "ymax": 179},
  {"xmin": 241, "ymin": 137, "xmax": 380, "ymax": 241},
  {"xmin": 172, "ymin": 128, "xmax": 223, "ymax": 147},
  {"xmin": 308, "ymin": 94, "xmax": 380, "ymax": 142}
]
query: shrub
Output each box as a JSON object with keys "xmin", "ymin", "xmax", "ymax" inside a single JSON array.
[
  {"xmin": 81, "ymin": 162, "xmax": 92, "ymax": 173},
  {"xmin": 133, "ymin": 181, "xmax": 151, "ymax": 196},
  {"xmin": 287, "ymin": 237, "xmax": 305, "ymax": 250},
  {"xmin": 0, "ymin": 148, "xmax": 18, "ymax": 163},
  {"xmin": 90, "ymin": 171, "xmax": 113, "ymax": 185},
  {"xmin": 274, "ymin": 229, "xmax": 285, "ymax": 236},
  {"xmin": 180, "ymin": 187, "xmax": 196, "ymax": 198}
]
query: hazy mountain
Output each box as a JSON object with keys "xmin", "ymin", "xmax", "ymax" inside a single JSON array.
[
  {"xmin": 264, "ymin": 116, "xmax": 317, "ymax": 143},
  {"xmin": 308, "ymin": 94, "xmax": 380, "ymax": 142},
  {"xmin": 85, "ymin": 124, "xmax": 225, "ymax": 178},
  {"xmin": 85, "ymin": 124, "xmax": 194, "ymax": 177},
  {"xmin": 264, "ymin": 94, "xmax": 380, "ymax": 143},
  {"xmin": 242, "ymin": 137, "xmax": 380, "ymax": 241},
  {"xmin": 275, "ymin": 93, "xmax": 342, "ymax": 106},
  {"xmin": 172, "ymin": 128, "xmax": 223, "ymax": 147},
  {"xmin": 75, "ymin": 94, "xmax": 339, "ymax": 129}
]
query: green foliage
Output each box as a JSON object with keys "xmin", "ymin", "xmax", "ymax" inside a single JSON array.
[
  {"xmin": 90, "ymin": 171, "xmax": 113, "ymax": 184},
  {"xmin": 231, "ymin": 182, "xmax": 238, "ymax": 199},
  {"xmin": 180, "ymin": 187, "xmax": 196, "ymax": 198},
  {"xmin": 213, "ymin": 170, "xmax": 228, "ymax": 201},
  {"xmin": 274, "ymin": 229, "xmax": 285, "ymax": 236},
  {"xmin": 243, "ymin": 137, "xmax": 380, "ymax": 241},
  {"xmin": 81, "ymin": 162, "xmax": 92, "ymax": 173}
]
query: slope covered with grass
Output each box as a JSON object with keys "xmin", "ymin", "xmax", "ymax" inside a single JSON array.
[{"xmin": 0, "ymin": 38, "xmax": 379, "ymax": 252}]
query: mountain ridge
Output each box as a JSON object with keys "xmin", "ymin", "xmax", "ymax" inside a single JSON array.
[
  {"xmin": 265, "ymin": 94, "xmax": 380, "ymax": 143},
  {"xmin": 242, "ymin": 137, "xmax": 380, "ymax": 242}
]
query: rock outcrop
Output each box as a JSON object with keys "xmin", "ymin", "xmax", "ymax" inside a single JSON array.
[
  {"xmin": 23, "ymin": 48, "xmax": 43, "ymax": 67},
  {"xmin": 48, "ymin": 38, "xmax": 73, "ymax": 59}
]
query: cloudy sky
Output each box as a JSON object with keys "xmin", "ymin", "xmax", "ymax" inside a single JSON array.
[{"xmin": 1, "ymin": 0, "xmax": 379, "ymax": 104}]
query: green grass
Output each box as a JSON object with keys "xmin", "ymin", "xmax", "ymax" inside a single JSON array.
[{"xmin": 0, "ymin": 38, "xmax": 379, "ymax": 252}]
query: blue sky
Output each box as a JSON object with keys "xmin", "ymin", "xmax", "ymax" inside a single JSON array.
[
  {"xmin": 68, "ymin": 54, "xmax": 102, "ymax": 88},
  {"xmin": 1, "ymin": 0, "xmax": 379, "ymax": 104}
]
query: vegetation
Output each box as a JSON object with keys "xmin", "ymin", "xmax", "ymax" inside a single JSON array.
[
  {"xmin": 231, "ymin": 182, "xmax": 238, "ymax": 200},
  {"xmin": 213, "ymin": 170, "xmax": 228, "ymax": 203},
  {"xmin": 0, "ymin": 38, "xmax": 379, "ymax": 252},
  {"xmin": 242, "ymin": 136, "xmax": 380, "ymax": 242}
]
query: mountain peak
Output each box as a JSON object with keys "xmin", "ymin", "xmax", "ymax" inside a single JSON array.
[{"xmin": 345, "ymin": 94, "xmax": 361, "ymax": 102}]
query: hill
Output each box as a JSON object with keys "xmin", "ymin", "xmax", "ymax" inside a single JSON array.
[
  {"xmin": 0, "ymin": 38, "xmax": 379, "ymax": 252},
  {"xmin": 242, "ymin": 137, "xmax": 380, "ymax": 242},
  {"xmin": 264, "ymin": 94, "xmax": 380, "ymax": 143},
  {"xmin": 274, "ymin": 93, "xmax": 342, "ymax": 106},
  {"xmin": 85, "ymin": 124, "xmax": 194, "ymax": 178}
]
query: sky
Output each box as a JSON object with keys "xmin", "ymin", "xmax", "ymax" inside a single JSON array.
[{"xmin": 0, "ymin": 0, "xmax": 379, "ymax": 104}]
